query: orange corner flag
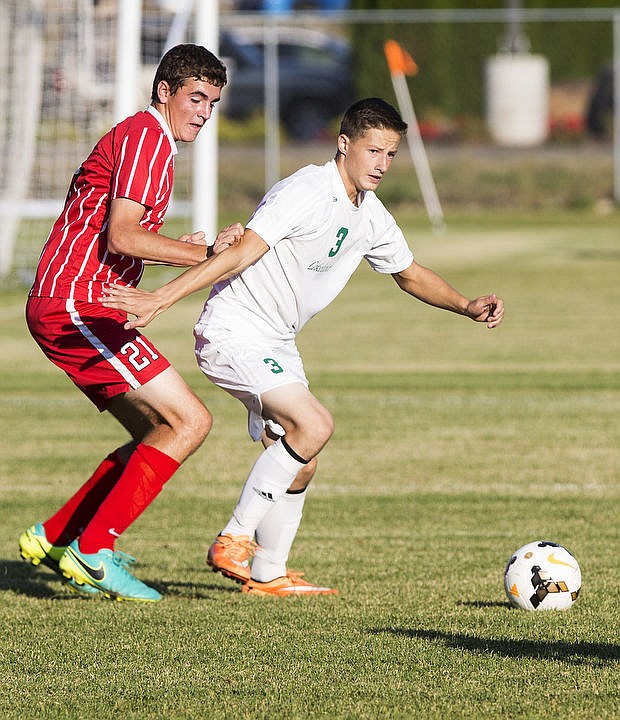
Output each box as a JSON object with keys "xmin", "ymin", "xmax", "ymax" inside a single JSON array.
[{"xmin": 384, "ymin": 40, "xmax": 418, "ymax": 77}]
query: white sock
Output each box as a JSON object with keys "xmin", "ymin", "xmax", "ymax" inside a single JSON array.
[
  {"xmin": 221, "ymin": 439, "xmax": 306, "ymax": 539},
  {"xmin": 251, "ymin": 489, "xmax": 307, "ymax": 582}
]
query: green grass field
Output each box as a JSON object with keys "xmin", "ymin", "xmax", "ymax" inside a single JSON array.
[{"xmin": 1, "ymin": 212, "xmax": 618, "ymax": 719}]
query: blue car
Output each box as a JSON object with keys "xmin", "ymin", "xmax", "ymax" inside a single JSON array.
[
  {"xmin": 239, "ymin": 1, "xmax": 349, "ymax": 11},
  {"xmin": 219, "ymin": 26, "xmax": 353, "ymax": 140}
]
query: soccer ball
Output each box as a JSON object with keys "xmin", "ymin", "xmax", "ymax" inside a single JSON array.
[{"xmin": 504, "ymin": 540, "xmax": 581, "ymax": 611}]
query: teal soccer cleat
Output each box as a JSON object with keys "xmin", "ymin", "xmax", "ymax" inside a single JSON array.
[
  {"xmin": 59, "ymin": 540, "xmax": 161, "ymax": 602},
  {"xmin": 19, "ymin": 523, "xmax": 101, "ymax": 597}
]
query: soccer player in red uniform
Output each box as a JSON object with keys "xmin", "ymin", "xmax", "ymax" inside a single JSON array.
[{"xmin": 19, "ymin": 44, "xmax": 241, "ymax": 602}]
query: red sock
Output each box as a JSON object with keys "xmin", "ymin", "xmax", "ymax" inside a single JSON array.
[
  {"xmin": 77, "ymin": 443, "xmax": 180, "ymax": 553},
  {"xmin": 43, "ymin": 450, "xmax": 125, "ymax": 546}
]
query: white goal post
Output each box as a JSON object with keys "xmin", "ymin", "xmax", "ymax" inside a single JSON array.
[{"xmin": 0, "ymin": 2, "xmax": 44, "ymax": 278}]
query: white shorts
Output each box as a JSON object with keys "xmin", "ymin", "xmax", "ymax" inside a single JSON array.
[{"xmin": 194, "ymin": 328, "xmax": 309, "ymax": 441}]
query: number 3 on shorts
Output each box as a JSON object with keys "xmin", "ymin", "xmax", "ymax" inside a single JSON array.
[{"xmin": 263, "ymin": 357, "xmax": 284, "ymax": 374}]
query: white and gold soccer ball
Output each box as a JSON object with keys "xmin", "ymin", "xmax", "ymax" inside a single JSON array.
[{"xmin": 504, "ymin": 540, "xmax": 582, "ymax": 611}]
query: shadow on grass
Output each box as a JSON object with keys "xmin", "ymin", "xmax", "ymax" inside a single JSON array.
[
  {"xmin": 158, "ymin": 579, "xmax": 240, "ymax": 598},
  {"xmin": 369, "ymin": 627, "xmax": 620, "ymax": 665},
  {"xmin": 0, "ymin": 559, "xmax": 70, "ymax": 599},
  {"xmin": 457, "ymin": 600, "xmax": 508, "ymax": 608},
  {"xmin": 0, "ymin": 559, "xmax": 238, "ymax": 600}
]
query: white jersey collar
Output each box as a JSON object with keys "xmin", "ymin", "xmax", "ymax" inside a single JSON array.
[
  {"xmin": 328, "ymin": 158, "xmax": 367, "ymax": 209},
  {"xmin": 147, "ymin": 105, "xmax": 178, "ymax": 156}
]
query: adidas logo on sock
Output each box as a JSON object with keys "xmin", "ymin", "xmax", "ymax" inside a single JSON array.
[{"xmin": 253, "ymin": 487, "xmax": 275, "ymax": 502}]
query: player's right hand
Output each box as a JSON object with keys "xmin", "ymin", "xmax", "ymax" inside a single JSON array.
[{"xmin": 212, "ymin": 222, "xmax": 244, "ymax": 255}]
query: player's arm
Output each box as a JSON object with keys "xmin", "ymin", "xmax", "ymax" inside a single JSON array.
[
  {"xmin": 108, "ymin": 197, "xmax": 243, "ymax": 266},
  {"xmin": 392, "ymin": 260, "xmax": 504, "ymax": 329},
  {"xmin": 99, "ymin": 228, "xmax": 269, "ymax": 329}
]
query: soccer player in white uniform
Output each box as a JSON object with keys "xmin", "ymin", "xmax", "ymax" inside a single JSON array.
[{"xmin": 101, "ymin": 98, "xmax": 505, "ymax": 596}]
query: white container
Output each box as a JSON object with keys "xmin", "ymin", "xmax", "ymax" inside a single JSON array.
[{"xmin": 485, "ymin": 53, "xmax": 550, "ymax": 147}]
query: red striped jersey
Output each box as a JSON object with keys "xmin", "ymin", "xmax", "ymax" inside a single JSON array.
[{"xmin": 30, "ymin": 106, "xmax": 176, "ymax": 302}]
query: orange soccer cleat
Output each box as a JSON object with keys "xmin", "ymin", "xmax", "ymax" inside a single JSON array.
[
  {"xmin": 242, "ymin": 570, "xmax": 339, "ymax": 597},
  {"xmin": 206, "ymin": 533, "xmax": 258, "ymax": 583}
]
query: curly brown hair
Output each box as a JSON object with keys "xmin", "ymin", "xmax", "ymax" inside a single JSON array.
[{"xmin": 151, "ymin": 44, "xmax": 227, "ymax": 103}]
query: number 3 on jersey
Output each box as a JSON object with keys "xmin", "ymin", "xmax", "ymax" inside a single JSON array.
[
  {"xmin": 263, "ymin": 357, "xmax": 284, "ymax": 374},
  {"xmin": 329, "ymin": 227, "xmax": 348, "ymax": 257}
]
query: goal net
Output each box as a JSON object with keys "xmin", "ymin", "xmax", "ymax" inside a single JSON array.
[
  {"xmin": 0, "ymin": 1, "xmax": 115, "ymax": 284},
  {"xmin": 0, "ymin": 0, "xmax": 198, "ymax": 287}
]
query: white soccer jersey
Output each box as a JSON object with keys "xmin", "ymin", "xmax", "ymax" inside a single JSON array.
[{"xmin": 197, "ymin": 159, "xmax": 413, "ymax": 342}]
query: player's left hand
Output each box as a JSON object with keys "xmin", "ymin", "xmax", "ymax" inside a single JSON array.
[
  {"xmin": 99, "ymin": 284, "xmax": 163, "ymax": 329},
  {"xmin": 212, "ymin": 222, "xmax": 244, "ymax": 255},
  {"xmin": 466, "ymin": 293, "xmax": 504, "ymax": 328},
  {"xmin": 178, "ymin": 230, "xmax": 206, "ymax": 245}
]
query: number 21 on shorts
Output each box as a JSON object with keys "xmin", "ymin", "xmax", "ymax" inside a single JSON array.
[{"xmin": 121, "ymin": 337, "xmax": 160, "ymax": 371}]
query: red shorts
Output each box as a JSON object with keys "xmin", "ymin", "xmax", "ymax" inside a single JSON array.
[{"xmin": 26, "ymin": 296, "xmax": 171, "ymax": 411}]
